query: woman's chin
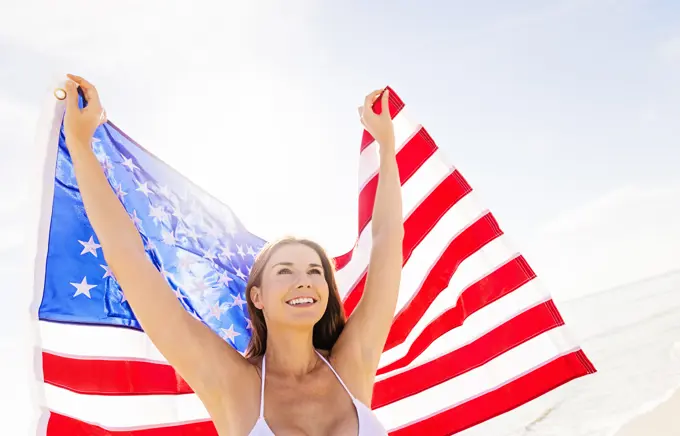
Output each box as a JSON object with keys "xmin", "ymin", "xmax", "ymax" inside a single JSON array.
[{"xmin": 281, "ymin": 304, "xmax": 325, "ymax": 326}]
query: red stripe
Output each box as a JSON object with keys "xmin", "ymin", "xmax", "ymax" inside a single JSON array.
[
  {"xmin": 46, "ymin": 412, "xmax": 217, "ymax": 435},
  {"xmin": 332, "ymin": 249, "xmax": 353, "ymax": 271},
  {"xmin": 378, "ymin": 255, "xmax": 536, "ymax": 374},
  {"xmin": 357, "ymin": 127, "xmax": 437, "ymax": 235},
  {"xmin": 343, "ymin": 171, "xmax": 472, "ymax": 315},
  {"xmin": 388, "ymin": 350, "xmax": 596, "ymax": 436},
  {"xmin": 360, "ymin": 86, "xmax": 405, "ymax": 152},
  {"xmin": 42, "ymin": 352, "xmax": 192, "ymax": 395},
  {"xmin": 372, "ymin": 300, "xmax": 562, "ymax": 409}
]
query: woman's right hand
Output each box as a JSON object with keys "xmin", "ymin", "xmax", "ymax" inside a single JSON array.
[{"xmin": 64, "ymin": 74, "xmax": 107, "ymax": 148}]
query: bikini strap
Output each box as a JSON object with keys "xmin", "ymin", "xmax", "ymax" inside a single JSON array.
[
  {"xmin": 315, "ymin": 350, "xmax": 355, "ymax": 399},
  {"xmin": 259, "ymin": 355, "xmax": 266, "ymax": 417}
]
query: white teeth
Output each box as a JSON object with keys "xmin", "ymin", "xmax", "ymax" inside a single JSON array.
[{"xmin": 287, "ymin": 297, "xmax": 315, "ymax": 306}]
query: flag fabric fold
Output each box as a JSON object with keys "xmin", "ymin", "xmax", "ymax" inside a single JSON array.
[{"xmin": 32, "ymin": 86, "xmax": 595, "ymax": 435}]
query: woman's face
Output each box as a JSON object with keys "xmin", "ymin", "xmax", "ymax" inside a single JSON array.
[{"xmin": 250, "ymin": 243, "xmax": 330, "ymax": 328}]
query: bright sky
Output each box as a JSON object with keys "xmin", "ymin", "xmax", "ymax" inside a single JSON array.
[{"xmin": 1, "ymin": 0, "xmax": 680, "ymax": 433}]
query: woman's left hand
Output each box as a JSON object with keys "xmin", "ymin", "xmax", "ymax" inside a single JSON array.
[{"xmin": 359, "ymin": 89, "xmax": 395, "ymax": 150}]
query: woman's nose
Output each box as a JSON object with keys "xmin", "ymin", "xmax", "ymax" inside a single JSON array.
[{"xmin": 295, "ymin": 275, "xmax": 312, "ymax": 288}]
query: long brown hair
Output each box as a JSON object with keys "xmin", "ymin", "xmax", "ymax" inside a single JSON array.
[{"xmin": 244, "ymin": 236, "xmax": 346, "ymax": 358}]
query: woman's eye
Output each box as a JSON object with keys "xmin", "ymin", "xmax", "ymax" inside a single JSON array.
[
  {"xmin": 277, "ymin": 268, "xmax": 292, "ymax": 274},
  {"xmin": 309, "ymin": 269, "xmax": 322, "ymax": 275}
]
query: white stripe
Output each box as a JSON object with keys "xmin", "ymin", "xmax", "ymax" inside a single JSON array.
[
  {"xmin": 337, "ymin": 151, "xmax": 454, "ymax": 296},
  {"xmin": 43, "ymin": 325, "xmax": 576, "ymax": 430},
  {"xmin": 40, "ymin": 320, "xmax": 167, "ymax": 363},
  {"xmin": 373, "ymin": 326, "xmax": 578, "ymax": 430},
  {"xmin": 358, "ymin": 109, "xmax": 421, "ymax": 190},
  {"xmin": 377, "ymin": 276, "xmax": 549, "ymax": 374},
  {"xmin": 44, "ymin": 385, "xmax": 208, "ymax": 428}
]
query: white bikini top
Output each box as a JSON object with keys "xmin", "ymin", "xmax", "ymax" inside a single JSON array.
[{"xmin": 248, "ymin": 350, "xmax": 388, "ymax": 435}]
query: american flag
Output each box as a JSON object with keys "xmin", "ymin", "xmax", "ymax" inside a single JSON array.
[{"xmin": 33, "ymin": 87, "xmax": 595, "ymax": 435}]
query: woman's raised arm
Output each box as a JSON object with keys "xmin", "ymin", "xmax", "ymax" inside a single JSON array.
[
  {"xmin": 332, "ymin": 89, "xmax": 403, "ymax": 402},
  {"xmin": 62, "ymin": 75, "xmax": 253, "ymax": 410}
]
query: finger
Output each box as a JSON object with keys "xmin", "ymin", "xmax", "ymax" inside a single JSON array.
[
  {"xmin": 64, "ymin": 81, "xmax": 80, "ymax": 113},
  {"xmin": 380, "ymin": 88, "xmax": 390, "ymax": 118},
  {"xmin": 363, "ymin": 90, "xmax": 382, "ymax": 112},
  {"xmin": 67, "ymin": 74, "xmax": 101, "ymax": 107},
  {"xmin": 67, "ymin": 74, "xmax": 96, "ymax": 93}
]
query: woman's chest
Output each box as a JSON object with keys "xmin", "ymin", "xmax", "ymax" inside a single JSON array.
[{"xmin": 262, "ymin": 373, "xmax": 359, "ymax": 435}]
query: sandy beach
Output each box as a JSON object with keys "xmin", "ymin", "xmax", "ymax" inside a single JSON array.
[{"xmin": 614, "ymin": 386, "xmax": 680, "ymax": 436}]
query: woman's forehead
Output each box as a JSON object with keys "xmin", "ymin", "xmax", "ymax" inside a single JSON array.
[{"xmin": 267, "ymin": 243, "xmax": 322, "ymax": 266}]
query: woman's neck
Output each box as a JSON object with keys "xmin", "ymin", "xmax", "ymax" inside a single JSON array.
[{"xmin": 264, "ymin": 326, "xmax": 320, "ymax": 377}]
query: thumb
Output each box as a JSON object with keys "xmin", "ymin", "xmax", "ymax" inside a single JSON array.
[
  {"xmin": 65, "ymin": 81, "xmax": 80, "ymax": 113},
  {"xmin": 380, "ymin": 88, "xmax": 390, "ymax": 118}
]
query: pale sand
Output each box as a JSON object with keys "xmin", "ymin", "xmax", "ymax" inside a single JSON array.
[{"xmin": 614, "ymin": 386, "xmax": 680, "ymax": 436}]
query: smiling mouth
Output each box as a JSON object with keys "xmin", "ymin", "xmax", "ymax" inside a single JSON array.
[{"xmin": 286, "ymin": 297, "xmax": 317, "ymax": 307}]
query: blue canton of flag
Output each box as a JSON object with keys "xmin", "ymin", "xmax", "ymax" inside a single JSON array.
[{"xmin": 38, "ymin": 107, "xmax": 266, "ymax": 354}]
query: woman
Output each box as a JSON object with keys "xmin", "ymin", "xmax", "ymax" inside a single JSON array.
[{"xmin": 63, "ymin": 74, "xmax": 403, "ymax": 436}]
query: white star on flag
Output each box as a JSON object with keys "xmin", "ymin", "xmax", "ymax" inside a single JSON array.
[
  {"xmin": 78, "ymin": 236, "xmax": 101, "ymax": 257},
  {"xmin": 115, "ymin": 183, "xmax": 127, "ymax": 199},
  {"xmin": 71, "ymin": 277, "xmax": 96, "ymax": 298},
  {"xmin": 236, "ymin": 244, "xmax": 245, "ymax": 258},
  {"xmin": 100, "ymin": 264, "xmax": 114, "ymax": 279},
  {"xmin": 235, "ymin": 268, "xmax": 247, "ymax": 281},
  {"xmin": 202, "ymin": 247, "xmax": 218, "ymax": 262},
  {"xmin": 220, "ymin": 248, "xmax": 235, "ymax": 261},
  {"xmin": 148, "ymin": 204, "xmax": 168, "ymax": 225},
  {"xmin": 209, "ymin": 302, "xmax": 226, "ymax": 320},
  {"xmin": 135, "ymin": 180, "xmax": 153, "ymax": 197},
  {"xmin": 121, "ymin": 156, "xmax": 139, "ymax": 172},
  {"xmin": 99, "ymin": 157, "xmax": 114, "ymax": 173},
  {"xmin": 158, "ymin": 185, "xmax": 172, "ymax": 198},
  {"xmin": 161, "ymin": 229, "xmax": 177, "ymax": 246},
  {"xmin": 216, "ymin": 271, "xmax": 232, "ymax": 286},
  {"xmin": 231, "ymin": 294, "xmax": 247, "ymax": 309},
  {"xmin": 186, "ymin": 277, "xmax": 212, "ymax": 299},
  {"xmin": 220, "ymin": 324, "xmax": 240, "ymax": 341}
]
